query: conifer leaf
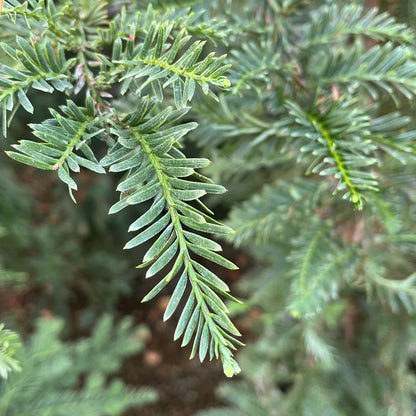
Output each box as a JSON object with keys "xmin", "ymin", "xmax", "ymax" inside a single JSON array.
[
  {"xmin": 192, "ymin": 262, "xmax": 230, "ymax": 293},
  {"xmin": 117, "ymin": 165, "xmax": 153, "ymax": 192},
  {"xmin": 200, "ymin": 281, "xmax": 228, "ymax": 315},
  {"xmin": 72, "ymin": 154, "xmax": 106, "ymax": 173},
  {"xmin": 128, "ymin": 197, "xmax": 166, "ymax": 232},
  {"xmin": 58, "ymin": 165, "xmax": 77, "ymax": 190},
  {"xmin": 141, "ymin": 275, "xmax": 172, "ymax": 302},
  {"xmin": 124, "ymin": 213, "xmax": 171, "ymax": 249},
  {"xmin": 184, "ymin": 231, "xmax": 222, "ymax": 252},
  {"xmin": 199, "ymin": 324, "xmax": 210, "ymax": 362},
  {"xmin": 100, "ymin": 147, "xmax": 132, "ymax": 167},
  {"xmin": 6, "ymin": 151, "xmax": 53, "ymax": 170},
  {"xmin": 126, "ymin": 181, "xmax": 159, "ymax": 205},
  {"xmin": 17, "ymin": 89, "xmax": 33, "ymax": 113},
  {"xmin": 182, "ymin": 306, "xmax": 200, "ymax": 347},
  {"xmin": 143, "ymin": 224, "xmax": 174, "ymax": 263},
  {"xmin": 145, "ymin": 240, "xmax": 178, "ymax": 278},
  {"xmin": 160, "ymin": 157, "xmax": 210, "ymax": 168},
  {"xmin": 171, "ymin": 189, "xmax": 207, "ymax": 201},
  {"xmin": 32, "ymin": 79, "xmax": 53, "ymax": 93},
  {"xmin": 190, "ymin": 312, "xmax": 205, "ymax": 360},
  {"xmin": 174, "ymin": 295, "xmax": 195, "ymax": 340},
  {"xmin": 188, "ymin": 243, "xmax": 238, "ymax": 270},
  {"xmin": 180, "ymin": 215, "xmax": 233, "ymax": 235},
  {"xmin": 163, "ymin": 270, "xmax": 187, "ymax": 321},
  {"xmin": 212, "ymin": 311, "xmax": 241, "ymax": 337},
  {"xmin": 109, "ymin": 153, "xmax": 144, "ymax": 172}
]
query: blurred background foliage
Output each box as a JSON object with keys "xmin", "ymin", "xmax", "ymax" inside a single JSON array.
[{"xmin": 192, "ymin": 0, "xmax": 416, "ymax": 415}]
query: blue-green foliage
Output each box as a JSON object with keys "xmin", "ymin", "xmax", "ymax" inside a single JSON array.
[
  {"xmin": 192, "ymin": 0, "xmax": 416, "ymax": 415},
  {"xmin": 0, "ymin": 0, "xmax": 241, "ymax": 375},
  {"xmin": 3, "ymin": 0, "xmax": 416, "ymax": 409},
  {"xmin": 0, "ymin": 315, "xmax": 156, "ymax": 415}
]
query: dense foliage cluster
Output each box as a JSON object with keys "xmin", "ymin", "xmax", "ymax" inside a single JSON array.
[
  {"xmin": 0, "ymin": 0, "xmax": 242, "ymax": 378},
  {"xmin": 0, "ymin": 316, "xmax": 156, "ymax": 414},
  {"xmin": 2, "ymin": 0, "xmax": 416, "ymax": 414}
]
